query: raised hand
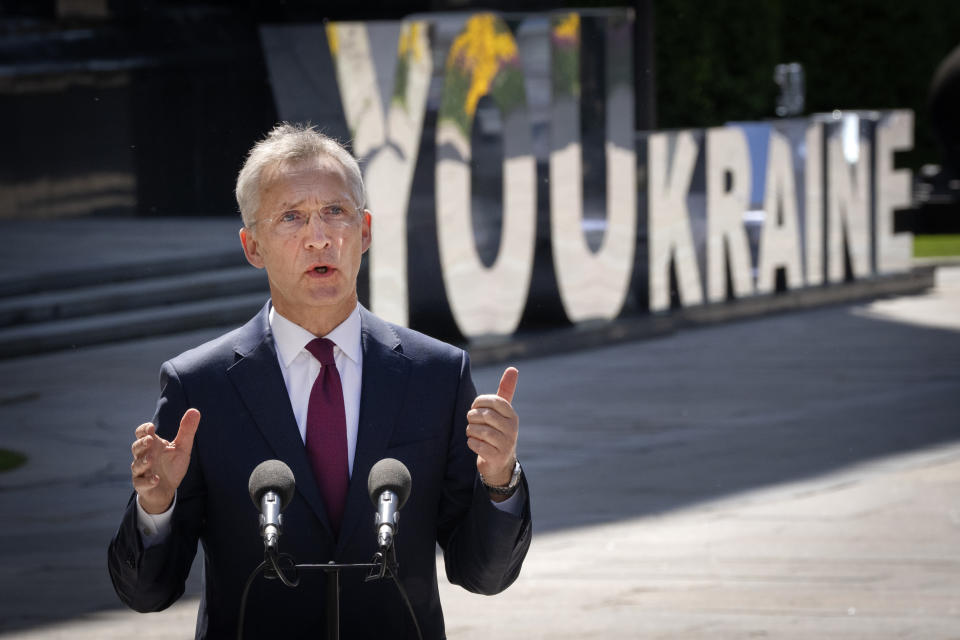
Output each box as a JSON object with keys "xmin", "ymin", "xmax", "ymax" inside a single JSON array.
[
  {"xmin": 130, "ymin": 408, "xmax": 200, "ymax": 514},
  {"xmin": 466, "ymin": 367, "xmax": 519, "ymax": 495}
]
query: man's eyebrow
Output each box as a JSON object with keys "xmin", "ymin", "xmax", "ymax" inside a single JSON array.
[
  {"xmin": 275, "ymin": 199, "xmax": 304, "ymax": 211},
  {"xmin": 277, "ymin": 199, "xmax": 349, "ymax": 210}
]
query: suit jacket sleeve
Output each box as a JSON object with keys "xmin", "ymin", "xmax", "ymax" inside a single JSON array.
[
  {"xmin": 436, "ymin": 350, "xmax": 532, "ymax": 595},
  {"xmin": 107, "ymin": 361, "xmax": 206, "ymax": 612}
]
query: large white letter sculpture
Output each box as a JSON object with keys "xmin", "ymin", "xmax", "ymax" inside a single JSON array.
[
  {"xmin": 827, "ymin": 120, "xmax": 872, "ymax": 282},
  {"xmin": 756, "ymin": 131, "xmax": 804, "ymax": 293},
  {"xmin": 875, "ymin": 110, "xmax": 914, "ymax": 274},
  {"xmin": 549, "ymin": 14, "xmax": 636, "ymax": 322},
  {"xmin": 648, "ymin": 131, "xmax": 704, "ymax": 311},
  {"xmin": 804, "ymin": 122, "xmax": 825, "ymax": 286},
  {"xmin": 268, "ymin": 13, "xmax": 920, "ymax": 341},
  {"xmin": 326, "ymin": 21, "xmax": 433, "ymax": 327},
  {"xmin": 706, "ymin": 127, "xmax": 754, "ymax": 302},
  {"xmin": 435, "ymin": 14, "xmax": 537, "ymax": 337}
]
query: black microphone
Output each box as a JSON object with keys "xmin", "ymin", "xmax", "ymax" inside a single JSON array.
[
  {"xmin": 248, "ymin": 460, "xmax": 296, "ymax": 552},
  {"xmin": 367, "ymin": 458, "xmax": 412, "ymax": 551}
]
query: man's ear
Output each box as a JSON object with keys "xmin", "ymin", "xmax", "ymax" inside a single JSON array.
[
  {"xmin": 239, "ymin": 227, "xmax": 265, "ymax": 269},
  {"xmin": 361, "ymin": 211, "xmax": 372, "ymax": 254}
]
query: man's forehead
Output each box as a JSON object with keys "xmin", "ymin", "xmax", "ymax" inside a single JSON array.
[
  {"xmin": 261, "ymin": 157, "xmax": 352, "ymax": 198},
  {"xmin": 267, "ymin": 154, "xmax": 345, "ymax": 179}
]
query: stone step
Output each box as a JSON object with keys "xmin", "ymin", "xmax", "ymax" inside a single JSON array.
[
  {"xmin": 0, "ymin": 266, "xmax": 267, "ymax": 327},
  {"xmin": 0, "ymin": 292, "xmax": 268, "ymax": 359},
  {"xmin": 0, "ymin": 250, "xmax": 246, "ymax": 298}
]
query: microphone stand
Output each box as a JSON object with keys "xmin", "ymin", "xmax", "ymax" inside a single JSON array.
[
  {"xmin": 295, "ymin": 546, "xmax": 396, "ymax": 640},
  {"xmin": 238, "ymin": 545, "xmax": 404, "ymax": 640}
]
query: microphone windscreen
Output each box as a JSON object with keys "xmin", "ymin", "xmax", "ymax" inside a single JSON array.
[
  {"xmin": 367, "ymin": 458, "xmax": 412, "ymax": 508},
  {"xmin": 248, "ymin": 459, "xmax": 296, "ymax": 510}
]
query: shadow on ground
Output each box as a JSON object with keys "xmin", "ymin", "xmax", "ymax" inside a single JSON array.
[{"xmin": 0, "ymin": 300, "xmax": 958, "ymax": 633}]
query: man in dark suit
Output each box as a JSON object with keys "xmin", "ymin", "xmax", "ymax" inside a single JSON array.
[{"xmin": 108, "ymin": 123, "xmax": 531, "ymax": 639}]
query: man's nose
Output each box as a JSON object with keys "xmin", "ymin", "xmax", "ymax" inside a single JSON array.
[{"xmin": 303, "ymin": 212, "xmax": 331, "ymax": 247}]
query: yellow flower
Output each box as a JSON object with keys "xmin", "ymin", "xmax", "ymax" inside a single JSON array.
[
  {"xmin": 398, "ymin": 21, "xmax": 426, "ymax": 62},
  {"xmin": 326, "ymin": 23, "xmax": 339, "ymax": 57},
  {"xmin": 553, "ymin": 13, "xmax": 580, "ymax": 42},
  {"xmin": 448, "ymin": 14, "xmax": 518, "ymax": 117}
]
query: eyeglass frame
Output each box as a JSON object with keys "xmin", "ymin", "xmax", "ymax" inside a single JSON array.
[{"xmin": 247, "ymin": 202, "xmax": 365, "ymax": 236}]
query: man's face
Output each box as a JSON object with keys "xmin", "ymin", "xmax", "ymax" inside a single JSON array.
[{"xmin": 239, "ymin": 156, "xmax": 371, "ymax": 334}]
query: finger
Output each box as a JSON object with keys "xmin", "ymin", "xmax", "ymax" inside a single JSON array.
[
  {"xmin": 173, "ymin": 408, "xmax": 201, "ymax": 450},
  {"xmin": 131, "ymin": 455, "xmax": 151, "ymax": 476},
  {"xmin": 131, "ymin": 454, "xmax": 156, "ymax": 480},
  {"xmin": 130, "ymin": 460, "xmax": 154, "ymax": 482},
  {"xmin": 467, "ymin": 408, "xmax": 517, "ymax": 437},
  {"xmin": 496, "ymin": 367, "xmax": 519, "ymax": 403},
  {"xmin": 134, "ymin": 423, "xmax": 155, "ymax": 439},
  {"xmin": 467, "ymin": 436, "xmax": 502, "ymax": 460},
  {"xmin": 471, "ymin": 392, "xmax": 517, "ymax": 411},
  {"xmin": 467, "ymin": 407, "xmax": 500, "ymax": 424},
  {"xmin": 132, "ymin": 473, "xmax": 160, "ymax": 493},
  {"xmin": 465, "ymin": 422, "xmax": 512, "ymax": 450},
  {"xmin": 131, "ymin": 438, "xmax": 154, "ymax": 458}
]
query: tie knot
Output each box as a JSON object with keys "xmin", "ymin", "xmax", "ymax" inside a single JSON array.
[{"xmin": 305, "ymin": 338, "xmax": 336, "ymax": 366}]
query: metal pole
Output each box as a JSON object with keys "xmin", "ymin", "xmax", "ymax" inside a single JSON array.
[{"xmin": 326, "ymin": 562, "xmax": 339, "ymax": 640}]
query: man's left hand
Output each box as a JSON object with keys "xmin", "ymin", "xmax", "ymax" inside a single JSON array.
[{"xmin": 466, "ymin": 367, "xmax": 519, "ymax": 501}]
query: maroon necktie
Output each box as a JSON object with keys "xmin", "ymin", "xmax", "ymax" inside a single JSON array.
[{"xmin": 305, "ymin": 338, "xmax": 349, "ymax": 535}]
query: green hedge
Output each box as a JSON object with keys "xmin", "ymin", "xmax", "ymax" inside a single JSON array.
[
  {"xmin": 0, "ymin": 449, "xmax": 26, "ymax": 473},
  {"xmin": 650, "ymin": 0, "xmax": 960, "ymax": 170}
]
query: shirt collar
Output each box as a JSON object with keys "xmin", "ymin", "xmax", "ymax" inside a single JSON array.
[{"xmin": 269, "ymin": 303, "xmax": 362, "ymax": 368}]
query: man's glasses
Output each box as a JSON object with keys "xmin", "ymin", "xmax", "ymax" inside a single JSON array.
[{"xmin": 251, "ymin": 204, "xmax": 362, "ymax": 236}]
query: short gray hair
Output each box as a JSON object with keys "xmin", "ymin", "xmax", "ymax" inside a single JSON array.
[{"xmin": 235, "ymin": 122, "xmax": 365, "ymax": 227}]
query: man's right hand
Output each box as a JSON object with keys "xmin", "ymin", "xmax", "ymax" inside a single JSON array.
[{"xmin": 131, "ymin": 408, "xmax": 200, "ymax": 514}]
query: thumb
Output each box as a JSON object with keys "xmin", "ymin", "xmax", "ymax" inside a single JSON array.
[
  {"xmin": 173, "ymin": 408, "xmax": 201, "ymax": 451},
  {"xmin": 496, "ymin": 367, "xmax": 519, "ymax": 404}
]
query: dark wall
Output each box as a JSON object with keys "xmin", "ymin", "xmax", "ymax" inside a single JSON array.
[
  {"xmin": 129, "ymin": 43, "xmax": 277, "ymax": 216},
  {"xmin": 0, "ymin": 4, "xmax": 277, "ymax": 217}
]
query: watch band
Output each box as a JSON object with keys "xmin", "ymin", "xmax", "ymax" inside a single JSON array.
[{"xmin": 480, "ymin": 458, "xmax": 522, "ymax": 496}]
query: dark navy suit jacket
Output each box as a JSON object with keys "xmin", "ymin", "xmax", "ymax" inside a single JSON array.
[{"xmin": 108, "ymin": 303, "xmax": 532, "ymax": 639}]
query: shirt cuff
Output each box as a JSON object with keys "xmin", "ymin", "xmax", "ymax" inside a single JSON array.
[
  {"xmin": 489, "ymin": 483, "xmax": 525, "ymax": 517},
  {"xmin": 135, "ymin": 493, "xmax": 176, "ymax": 548}
]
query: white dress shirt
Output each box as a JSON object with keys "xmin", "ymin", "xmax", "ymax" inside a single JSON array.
[
  {"xmin": 270, "ymin": 303, "xmax": 362, "ymax": 476},
  {"xmin": 137, "ymin": 303, "xmax": 521, "ymax": 545}
]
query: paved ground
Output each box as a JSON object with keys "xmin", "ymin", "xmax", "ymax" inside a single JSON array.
[{"xmin": 0, "ymin": 249, "xmax": 958, "ymax": 638}]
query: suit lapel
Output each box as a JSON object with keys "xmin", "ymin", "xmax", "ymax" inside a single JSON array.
[
  {"xmin": 336, "ymin": 307, "xmax": 411, "ymax": 555},
  {"xmin": 226, "ymin": 303, "xmax": 334, "ymax": 536}
]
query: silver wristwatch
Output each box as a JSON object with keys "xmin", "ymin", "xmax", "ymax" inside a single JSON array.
[{"xmin": 480, "ymin": 458, "xmax": 522, "ymax": 496}]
